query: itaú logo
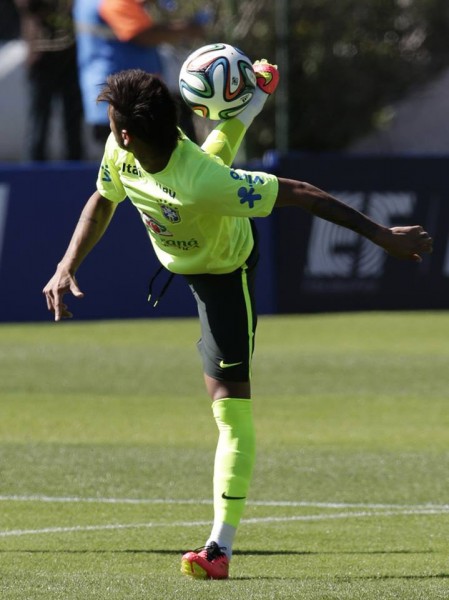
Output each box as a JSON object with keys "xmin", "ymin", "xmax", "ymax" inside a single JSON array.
[{"xmin": 305, "ymin": 191, "xmax": 416, "ymax": 278}]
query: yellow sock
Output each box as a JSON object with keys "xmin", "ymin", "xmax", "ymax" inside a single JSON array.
[
  {"xmin": 201, "ymin": 119, "xmax": 246, "ymax": 166},
  {"xmin": 211, "ymin": 398, "xmax": 256, "ymax": 528},
  {"xmin": 201, "ymin": 84, "xmax": 270, "ymax": 166}
]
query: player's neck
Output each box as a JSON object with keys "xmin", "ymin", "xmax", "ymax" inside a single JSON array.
[
  {"xmin": 126, "ymin": 138, "xmax": 172, "ymax": 173},
  {"xmin": 134, "ymin": 150, "xmax": 171, "ymax": 174}
]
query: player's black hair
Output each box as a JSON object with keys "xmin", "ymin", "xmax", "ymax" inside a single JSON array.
[{"xmin": 97, "ymin": 69, "xmax": 181, "ymax": 154}]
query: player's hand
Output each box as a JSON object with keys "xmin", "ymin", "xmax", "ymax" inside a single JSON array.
[
  {"xmin": 375, "ymin": 225, "xmax": 433, "ymax": 262},
  {"xmin": 42, "ymin": 266, "xmax": 84, "ymax": 322}
]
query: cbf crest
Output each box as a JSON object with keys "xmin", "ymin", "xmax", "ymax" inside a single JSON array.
[{"xmin": 161, "ymin": 204, "xmax": 181, "ymax": 224}]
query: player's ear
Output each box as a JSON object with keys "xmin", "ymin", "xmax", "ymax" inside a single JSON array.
[{"xmin": 121, "ymin": 130, "xmax": 131, "ymax": 147}]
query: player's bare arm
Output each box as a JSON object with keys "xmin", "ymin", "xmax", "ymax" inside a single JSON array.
[
  {"xmin": 43, "ymin": 191, "xmax": 117, "ymax": 321},
  {"xmin": 275, "ymin": 178, "xmax": 433, "ymax": 262}
]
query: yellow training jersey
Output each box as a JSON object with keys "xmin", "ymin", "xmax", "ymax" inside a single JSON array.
[{"xmin": 96, "ymin": 132, "xmax": 279, "ymax": 275}]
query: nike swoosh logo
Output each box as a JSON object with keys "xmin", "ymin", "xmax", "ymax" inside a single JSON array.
[
  {"xmin": 222, "ymin": 492, "xmax": 246, "ymax": 500},
  {"xmin": 219, "ymin": 360, "xmax": 243, "ymax": 369}
]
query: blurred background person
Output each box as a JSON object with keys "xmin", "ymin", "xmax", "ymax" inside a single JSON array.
[
  {"xmin": 73, "ymin": 0, "xmax": 206, "ymax": 149},
  {"xmin": 0, "ymin": 0, "xmax": 20, "ymax": 41},
  {"xmin": 14, "ymin": 0, "xmax": 84, "ymax": 161}
]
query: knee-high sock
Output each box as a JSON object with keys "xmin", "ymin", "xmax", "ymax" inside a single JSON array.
[
  {"xmin": 201, "ymin": 85, "xmax": 271, "ymax": 166},
  {"xmin": 210, "ymin": 397, "xmax": 256, "ymax": 530}
]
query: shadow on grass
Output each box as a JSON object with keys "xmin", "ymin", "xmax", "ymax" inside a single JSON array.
[
  {"xmin": 0, "ymin": 548, "xmax": 436, "ymax": 556},
  {"xmin": 334, "ymin": 573, "xmax": 449, "ymax": 581},
  {"xmin": 1, "ymin": 549, "xmax": 447, "ymax": 582},
  {"xmin": 230, "ymin": 574, "xmax": 449, "ymax": 582}
]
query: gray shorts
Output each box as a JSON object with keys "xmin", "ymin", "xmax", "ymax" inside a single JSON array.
[{"xmin": 184, "ymin": 225, "xmax": 258, "ymax": 382}]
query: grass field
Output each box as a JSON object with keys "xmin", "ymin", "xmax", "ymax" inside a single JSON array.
[{"xmin": 1, "ymin": 311, "xmax": 448, "ymax": 599}]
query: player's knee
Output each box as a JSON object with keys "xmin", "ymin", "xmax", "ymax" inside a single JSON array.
[{"xmin": 204, "ymin": 375, "xmax": 251, "ymax": 401}]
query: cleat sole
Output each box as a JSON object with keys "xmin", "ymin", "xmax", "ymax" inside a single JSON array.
[{"xmin": 181, "ymin": 558, "xmax": 209, "ymax": 579}]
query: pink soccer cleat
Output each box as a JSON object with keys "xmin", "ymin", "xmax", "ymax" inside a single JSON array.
[
  {"xmin": 253, "ymin": 59, "xmax": 280, "ymax": 95},
  {"xmin": 181, "ymin": 542, "xmax": 229, "ymax": 580}
]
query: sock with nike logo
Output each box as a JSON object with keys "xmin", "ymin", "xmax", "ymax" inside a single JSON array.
[{"xmin": 207, "ymin": 397, "xmax": 256, "ymax": 558}]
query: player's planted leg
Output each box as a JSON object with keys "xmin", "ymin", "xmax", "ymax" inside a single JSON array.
[{"xmin": 181, "ymin": 397, "xmax": 256, "ymax": 579}]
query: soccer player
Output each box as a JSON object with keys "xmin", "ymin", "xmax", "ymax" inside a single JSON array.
[{"xmin": 42, "ymin": 63, "xmax": 433, "ymax": 580}]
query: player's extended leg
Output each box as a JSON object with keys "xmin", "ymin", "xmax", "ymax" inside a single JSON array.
[
  {"xmin": 181, "ymin": 235, "xmax": 259, "ymax": 580},
  {"xmin": 201, "ymin": 60, "xmax": 279, "ymax": 166}
]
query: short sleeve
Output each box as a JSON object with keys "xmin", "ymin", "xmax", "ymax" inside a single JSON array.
[
  {"xmin": 188, "ymin": 157, "xmax": 279, "ymax": 218},
  {"xmin": 96, "ymin": 135, "xmax": 128, "ymax": 203}
]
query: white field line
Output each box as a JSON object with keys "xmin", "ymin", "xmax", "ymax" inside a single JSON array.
[
  {"xmin": 0, "ymin": 520, "xmax": 211, "ymax": 538},
  {"xmin": 0, "ymin": 508, "xmax": 448, "ymax": 539},
  {"xmin": 0, "ymin": 499, "xmax": 448, "ymax": 538},
  {"xmin": 1, "ymin": 494, "xmax": 449, "ymax": 511}
]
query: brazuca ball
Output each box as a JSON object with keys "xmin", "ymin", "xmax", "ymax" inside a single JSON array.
[{"xmin": 179, "ymin": 43, "xmax": 256, "ymax": 120}]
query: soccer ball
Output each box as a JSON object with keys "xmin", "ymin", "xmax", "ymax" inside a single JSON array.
[{"xmin": 179, "ymin": 43, "xmax": 257, "ymax": 120}]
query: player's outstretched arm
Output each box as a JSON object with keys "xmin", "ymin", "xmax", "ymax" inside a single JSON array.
[
  {"xmin": 201, "ymin": 61, "xmax": 279, "ymax": 166},
  {"xmin": 276, "ymin": 177, "xmax": 433, "ymax": 262},
  {"xmin": 43, "ymin": 191, "xmax": 117, "ymax": 321}
]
